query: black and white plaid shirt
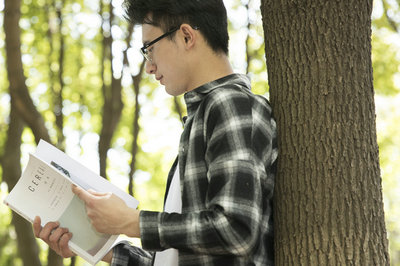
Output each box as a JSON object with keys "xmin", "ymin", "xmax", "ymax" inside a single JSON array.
[{"xmin": 111, "ymin": 73, "xmax": 277, "ymax": 266}]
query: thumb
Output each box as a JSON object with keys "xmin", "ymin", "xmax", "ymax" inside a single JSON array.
[
  {"xmin": 87, "ymin": 189, "xmax": 110, "ymax": 197},
  {"xmin": 72, "ymin": 184, "xmax": 95, "ymax": 203}
]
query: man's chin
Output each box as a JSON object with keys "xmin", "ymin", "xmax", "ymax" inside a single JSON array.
[{"xmin": 164, "ymin": 86, "xmax": 181, "ymax": 97}]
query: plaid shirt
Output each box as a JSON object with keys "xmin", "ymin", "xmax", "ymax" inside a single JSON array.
[{"xmin": 111, "ymin": 73, "xmax": 277, "ymax": 266}]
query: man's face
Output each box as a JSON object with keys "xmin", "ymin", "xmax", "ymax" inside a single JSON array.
[{"xmin": 141, "ymin": 23, "xmax": 190, "ymax": 96}]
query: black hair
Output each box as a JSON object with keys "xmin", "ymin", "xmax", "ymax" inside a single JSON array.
[{"xmin": 123, "ymin": 0, "xmax": 229, "ymax": 54}]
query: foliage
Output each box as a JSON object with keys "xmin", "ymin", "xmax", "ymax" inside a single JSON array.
[
  {"xmin": 372, "ymin": 0, "xmax": 400, "ymax": 264},
  {"xmin": 377, "ymin": 94, "xmax": 400, "ymax": 265},
  {"xmin": 0, "ymin": 187, "xmax": 20, "ymax": 266},
  {"xmin": 372, "ymin": 31, "xmax": 400, "ymax": 96},
  {"xmin": 0, "ymin": 0, "xmax": 399, "ymax": 264}
]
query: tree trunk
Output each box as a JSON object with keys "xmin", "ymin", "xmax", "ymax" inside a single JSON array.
[
  {"xmin": 98, "ymin": 0, "xmax": 124, "ymax": 179},
  {"xmin": 3, "ymin": 0, "xmax": 50, "ymax": 144},
  {"xmin": 54, "ymin": 0, "xmax": 66, "ymax": 150},
  {"xmin": 128, "ymin": 60, "xmax": 145, "ymax": 196},
  {"xmin": 261, "ymin": 0, "xmax": 390, "ymax": 265},
  {"xmin": 45, "ymin": 0, "xmax": 66, "ymax": 152},
  {"xmin": 4, "ymin": 0, "xmax": 63, "ymax": 265},
  {"xmin": 2, "ymin": 98, "xmax": 42, "ymax": 266},
  {"xmin": 244, "ymin": 0, "xmax": 252, "ymax": 74}
]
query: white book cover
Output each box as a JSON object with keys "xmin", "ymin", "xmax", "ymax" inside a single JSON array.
[{"xmin": 3, "ymin": 140, "xmax": 139, "ymax": 265}]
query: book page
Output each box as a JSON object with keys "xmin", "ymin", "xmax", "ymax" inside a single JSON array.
[
  {"xmin": 4, "ymin": 154, "xmax": 74, "ymax": 223},
  {"xmin": 34, "ymin": 140, "xmax": 139, "ymax": 209}
]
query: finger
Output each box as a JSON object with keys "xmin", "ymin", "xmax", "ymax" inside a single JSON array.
[
  {"xmin": 33, "ymin": 216, "xmax": 42, "ymax": 237},
  {"xmin": 58, "ymin": 232, "xmax": 75, "ymax": 258},
  {"xmin": 38, "ymin": 221, "xmax": 60, "ymax": 240},
  {"xmin": 49, "ymin": 227, "xmax": 69, "ymax": 245},
  {"xmin": 59, "ymin": 232, "xmax": 75, "ymax": 258}
]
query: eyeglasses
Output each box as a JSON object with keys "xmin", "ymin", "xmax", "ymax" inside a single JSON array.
[
  {"xmin": 140, "ymin": 26, "xmax": 180, "ymax": 62},
  {"xmin": 140, "ymin": 25, "xmax": 200, "ymax": 62}
]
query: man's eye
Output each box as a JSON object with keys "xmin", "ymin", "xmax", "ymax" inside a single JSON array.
[{"xmin": 148, "ymin": 47, "xmax": 154, "ymax": 53}]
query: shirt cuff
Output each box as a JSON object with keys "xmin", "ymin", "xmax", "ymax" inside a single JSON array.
[
  {"xmin": 111, "ymin": 241, "xmax": 154, "ymax": 266},
  {"xmin": 111, "ymin": 243, "xmax": 131, "ymax": 266},
  {"xmin": 140, "ymin": 210, "xmax": 163, "ymax": 250}
]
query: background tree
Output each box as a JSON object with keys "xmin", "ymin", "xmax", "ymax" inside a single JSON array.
[
  {"xmin": 0, "ymin": 0, "xmax": 399, "ymax": 265},
  {"xmin": 3, "ymin": 0, "xmax": 63, "ymax": 265},
  {"xmin": 372, "ymin": 0, "xmax": 400, "ymax": 262},
  {"xmin": 261, "ymin": 0, "xmax": 390, "ymax": 264},
  {"xmin": 98, "ymin": 0, "xmax": 123, "ymax": 179}
]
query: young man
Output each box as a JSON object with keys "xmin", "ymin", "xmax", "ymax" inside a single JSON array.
[{"xmin": 33, "ymin": 0, "xmax": 277, "ymax": 265}]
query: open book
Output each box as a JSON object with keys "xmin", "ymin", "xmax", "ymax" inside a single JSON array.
[{"xmin": 3, "ymin": 140, "xmax": 139, "ymax": 265}]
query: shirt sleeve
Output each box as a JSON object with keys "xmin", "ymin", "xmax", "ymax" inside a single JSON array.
[
  {"xmin": 139, "ymin": 89, "xmax": 275, "ymax": 257},
  {"xmin": 111, "ymin": 242, "xmax": 154, "ymax": 266}
]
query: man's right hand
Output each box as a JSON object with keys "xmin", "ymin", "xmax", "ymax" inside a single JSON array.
[{"xmin": 33, "ymin": 216, "xmax": 75, "ymax": 258}]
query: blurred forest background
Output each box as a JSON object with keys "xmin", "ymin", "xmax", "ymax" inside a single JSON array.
[{"xmin": 0, "ymin": 0, "xmax": 399, "ymax": 265}]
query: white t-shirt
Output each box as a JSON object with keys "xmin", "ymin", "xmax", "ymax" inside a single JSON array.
[{"xmin": 153, "ymin": 164, "xmax": 182, "ymax": 266}]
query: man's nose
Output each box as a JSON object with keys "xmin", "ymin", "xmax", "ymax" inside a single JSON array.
[{"xmin": 145, "ymin": 60, "xmax": 156, "ymax": 74}]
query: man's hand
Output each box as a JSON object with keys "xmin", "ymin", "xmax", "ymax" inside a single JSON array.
[
  {"xmin": 33, "ymin": 216, "xmax": 75, "ymax": 258},
  {"xmin": 72, "ymin": 185, "xmax": 141, "ymax": 237},
  {"xmin": 33, "ymin": 216, "xmax": 113, "ymax": 262}
]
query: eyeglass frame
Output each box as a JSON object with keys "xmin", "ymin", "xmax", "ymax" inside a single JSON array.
[{"xmin": 140, "ymin": 25, "xmax": 199, "ymax": 62}]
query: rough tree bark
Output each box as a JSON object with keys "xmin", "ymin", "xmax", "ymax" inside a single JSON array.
[{"xmin": 261, "ymin": 0, "xmax": 390, "ymax": 265}]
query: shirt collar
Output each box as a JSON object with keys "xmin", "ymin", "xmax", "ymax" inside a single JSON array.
[{"xmin": 183, "ymin": 73, "xmax": 251, "ymax": 118}]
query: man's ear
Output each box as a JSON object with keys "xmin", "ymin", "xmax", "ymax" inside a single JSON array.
[{"xmin": 180, "ymin": 24, "xmax": 196, "ymax": 49}]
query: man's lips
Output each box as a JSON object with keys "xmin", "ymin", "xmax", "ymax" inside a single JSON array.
[{"xmin": 156, "ymin": 75, "xmax": 164, "ymax": 84}]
